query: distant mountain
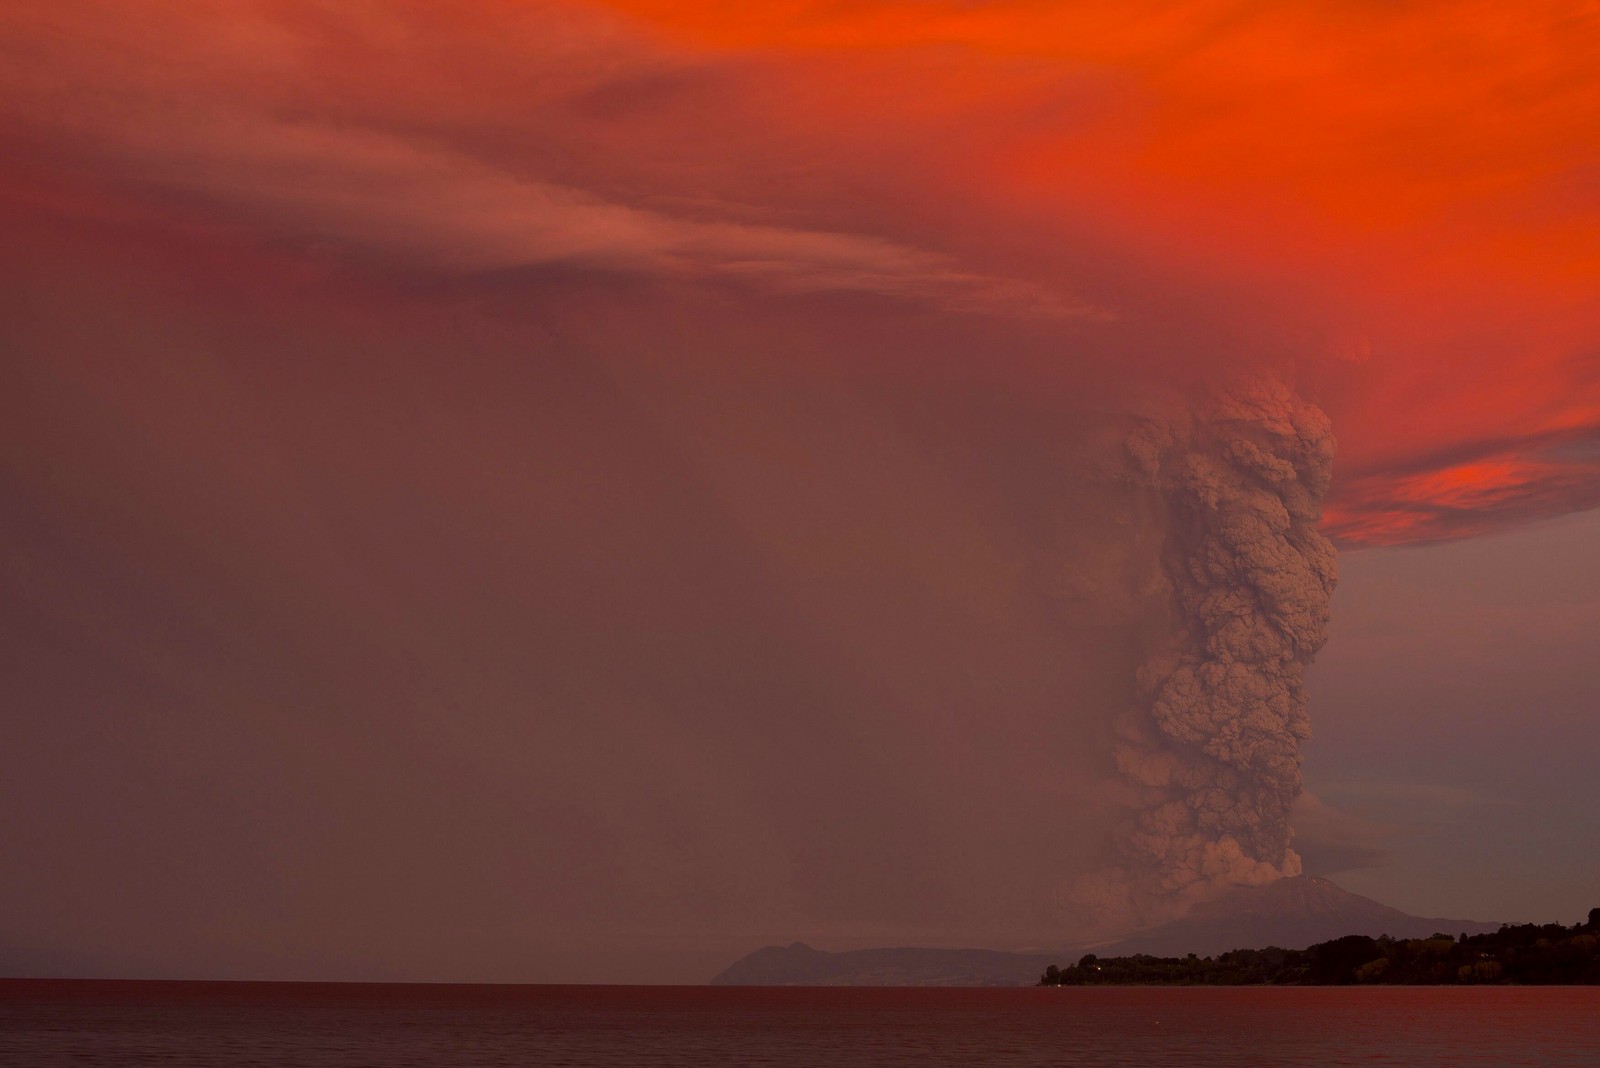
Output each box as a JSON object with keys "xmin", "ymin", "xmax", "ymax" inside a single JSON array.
[
  {"xmin": 1097, "ymin": 876, "xmax": 1501, "ymax": 959},
  {"xmin": 711, "ymin": 877, "xmax": 1501, "ymax": 986},
  {"xmin": 709, "ymin": 943, "xmax": 1059, "ymax": 987}
]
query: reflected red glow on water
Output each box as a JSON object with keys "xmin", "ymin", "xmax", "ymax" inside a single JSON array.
[{"xmin": 3, "ymin": 980, "xmax": 1598, "ymax": 1066}]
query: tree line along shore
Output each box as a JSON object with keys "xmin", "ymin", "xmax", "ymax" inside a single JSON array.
[{"xmin": 1039, "ymin": 908, "xmax": 1600, "ymax": 986}]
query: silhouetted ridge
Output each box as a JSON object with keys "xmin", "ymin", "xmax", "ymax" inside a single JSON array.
[
  {"xmin": 1098, "ymin": 876, "xmax": 1500, "ymax": 958},
  {"xmin": 710, "ymin": 944, "xmax": 1059, "ymax": 987},
  {"xmin": 712, "ymin": 877, "xmax": 1500, "ymax": 986}
]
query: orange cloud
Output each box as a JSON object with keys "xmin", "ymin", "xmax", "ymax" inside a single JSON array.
[
  {"xmin": 598, "ymin": 0, "xmax": 1600, "ymax": 545},
  {"xmin": 3, "ymin": 0, "xmax": 1598, "ymax": 545},
  {"xmin": 1325, "ymin": 436, "xmax": 1600, "ymax": 546},
  {"xmin": 0, "ymin": 0, "xmax": 1091, "ymax": 316}
]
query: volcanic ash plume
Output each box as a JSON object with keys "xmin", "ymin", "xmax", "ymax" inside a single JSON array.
[{"xmin": 1095, "ymin": 379, "xmax": 1337, "ymax": 923}]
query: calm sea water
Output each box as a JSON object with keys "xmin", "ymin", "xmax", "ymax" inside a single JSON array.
[{"xmin": 3, "ymin": 980, "xmax": 1597, "ymax": 1066}]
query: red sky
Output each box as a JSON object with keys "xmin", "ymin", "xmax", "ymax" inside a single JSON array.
[
  {"xmin": 2, "ymin": 1, "xmax": 1598, "ymax": 981},
  {"xmin": 6, "ymin": 0, "xmax": 1597, "ymax": 544}
]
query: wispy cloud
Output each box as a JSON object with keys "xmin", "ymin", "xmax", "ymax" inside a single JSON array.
[
  {"xmin": 1325, "ymin": 427, "xmax": 1600, "ymax": 546},
  {"xmin": 0, "ymin": 1, "xmax": 1094, "ymax": 319}
]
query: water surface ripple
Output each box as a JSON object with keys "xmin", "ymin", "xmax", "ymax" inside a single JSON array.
[{"xmin": 3, "ymin": 980, "xmax": 1597, "ymax": 1066}]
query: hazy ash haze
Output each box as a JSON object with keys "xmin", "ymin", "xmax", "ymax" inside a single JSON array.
[{"xmin": 3, "ymin": 1, "xmax": 1599, "ymax": 982}]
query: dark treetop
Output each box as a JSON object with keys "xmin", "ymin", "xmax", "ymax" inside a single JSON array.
[{"xmin": 1039, "ymin": 907, "xmax": 1600, "ymax": 986}]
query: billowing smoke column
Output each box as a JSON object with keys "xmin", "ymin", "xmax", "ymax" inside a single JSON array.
[{"xmin": 1095, "ymin": 378, "xmax": 1337, "ymax": 922}]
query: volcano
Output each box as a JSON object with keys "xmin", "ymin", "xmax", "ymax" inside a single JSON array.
[
  {"xmin": 1093, "ymin": 876, "xmax": 1501, "ymax": 959},
  {"xmin": 710, "ymin": 877, "xmax": 1501, "ymax": 985}
]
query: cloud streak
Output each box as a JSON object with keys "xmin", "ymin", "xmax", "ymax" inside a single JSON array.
[
  {"xmin": 1325, "ymin": 428, "xmax": 1600, "ymax": 546},
  {"xmin": 0, "ymin": 0, "xmax": 1092, "ymax": 319},
  {"xmin": 7, "ymin": 0, "xmax": 1596, "ymax": 542}
]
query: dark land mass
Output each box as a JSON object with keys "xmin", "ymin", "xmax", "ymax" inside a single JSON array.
[
  {"xmin": 1040, "ymin": 906, "xmax": 1600, "ymax": 985},
  {"xmin": 711, "ymin": 876, "xmax": 1501, "ymax": 986},
  {"xmin": 710, "ymin": 944, "xmax": 1063, "ymax": 988}
]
